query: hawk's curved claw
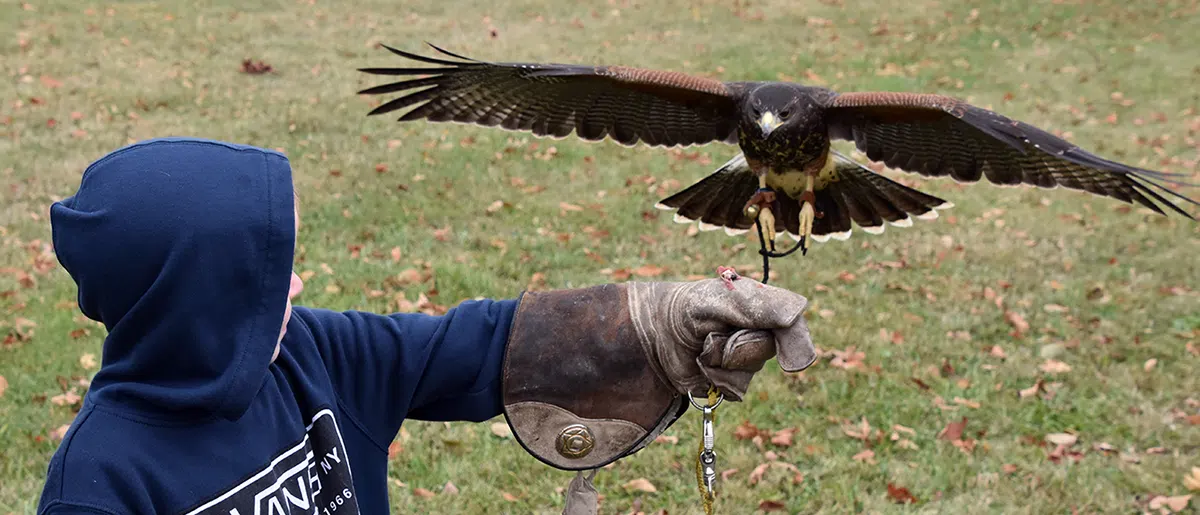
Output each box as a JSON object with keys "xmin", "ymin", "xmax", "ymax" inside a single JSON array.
[{"xmin": 798, "ymin": 201, "xmax": 815, "ymax": 254}]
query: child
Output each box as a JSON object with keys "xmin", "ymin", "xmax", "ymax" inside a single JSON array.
[{"xmin": 38, "ymin": 137, "xmax": 815, "ymax": 514}]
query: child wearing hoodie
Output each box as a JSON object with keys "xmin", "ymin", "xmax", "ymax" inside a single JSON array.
[{"xmin": 38, "ymin": 137, "xmax": 815, "ymax": 514}]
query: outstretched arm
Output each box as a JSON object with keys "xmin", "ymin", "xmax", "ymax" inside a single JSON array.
[{"xmin": 291, "ymin": 297, "xmax": 519, "ymax": 447}]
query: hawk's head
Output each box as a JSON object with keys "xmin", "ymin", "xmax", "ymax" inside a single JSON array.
[{"xmin": 741, "ymin": 84, "xmax": 821, "ymax": 140}]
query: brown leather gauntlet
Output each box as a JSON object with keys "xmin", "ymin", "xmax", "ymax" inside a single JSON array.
[
  {"xmin": 500, "ymin": 278, "xmax": 815, "ymax": 471},
  {"xmin": 500, "ymin": 283, "xmax": 686, "ymax": 470}
]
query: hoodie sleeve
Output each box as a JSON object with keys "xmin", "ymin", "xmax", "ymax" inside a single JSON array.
[{"xmin": 290, "ymin": 297, "xmax": 520, "ymax": 447}]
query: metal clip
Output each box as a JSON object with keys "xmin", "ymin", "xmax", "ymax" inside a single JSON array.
[
  {"xmin": 689, "ymin": 392, "xmax": 723, "ymax": 496},
  {"xmin": 700, "ymin": 405, "xmax": 718, "ymax": 494}
]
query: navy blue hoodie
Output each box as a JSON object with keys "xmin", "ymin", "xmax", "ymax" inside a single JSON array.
[{"xmin": 39, "ymin": 137, "xmax": 518, "ymax": 514}]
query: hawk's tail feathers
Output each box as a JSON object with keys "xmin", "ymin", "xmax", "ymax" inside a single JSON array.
[
  {"xmin": 654, "ymin": 154, "xmax": 761, "ymax": 236},
  {"xmin": 796, "ymin": 152, "xmax": 954, "ymax": 242}
]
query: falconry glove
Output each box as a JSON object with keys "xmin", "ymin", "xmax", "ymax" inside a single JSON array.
[{"xmin": 499, "ymin": 277, "xmax": 816, "ymax": 472}]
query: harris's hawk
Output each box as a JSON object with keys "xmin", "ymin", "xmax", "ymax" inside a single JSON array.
[{"xmin": 357, "ymin": 44, "xmax": 1198, "ymax": 251}]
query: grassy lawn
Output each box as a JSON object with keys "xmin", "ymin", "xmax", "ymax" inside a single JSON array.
[{"xmin": 2, "ymin": 0, "xmax": 1199, "ymax": 513}]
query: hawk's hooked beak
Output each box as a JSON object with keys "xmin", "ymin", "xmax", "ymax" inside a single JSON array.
[{"xmin": 758, "ymin": 111, "xmax": 782, "ymax": 136}]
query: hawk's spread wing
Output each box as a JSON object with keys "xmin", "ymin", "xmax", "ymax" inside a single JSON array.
[
  {"xmin": 819, "ymin": 91, "xmax": 1198, "ymax": 218},
  {"xmin": 358, "ymin": 44, "xmax": 748, "ymax": 148}
]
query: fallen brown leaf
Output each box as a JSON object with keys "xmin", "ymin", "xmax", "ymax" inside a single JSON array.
[
  {"xmin": 770, "ymin": 428, "xmax": 796, "ymax": 447},
  {"xmin": 79, "ymin": 353, "xmax": 97, "ymax": 370},
  {"xmin": 501, "ymin": 492, "xmax": 519, "ymax": 502},
  {"xmin": 1039, "ymin": 359, "xmax": 1072, "ymax": 374},
  {"xmin": 1019, "ymin": 379, "xmax": 1045, "ymax": 399},
  {"xmin": 413, "ymin": 487, "xmax": 435, "ymax": 499},
  {"xmin": 757, "ymin": 499, "xmax": 787, "ymax": 512},
  {"xmin": 887, "ymin": 483, "xmax": 919, "ymax": 504},
  {"xmin": 387, "ymin": 440, "xmax": 403, "ymax": 459},
  {"xmin": 720, "ymin": 468, "xmax": 739, "ymax": 480},
  {"xmin": 489, "ymin": 422, "xmax": 512, "ymax": 438},
  {"xmin": 749, "ymin": 463, "xmax": 770, "ymax": 485},
  {"xmin": 240, "ymin": 58, "xmax": 274, "ymax": 74},
  {"xmin": 623, "ymin": 478, "xmax": 657, "ymax": 493},
  {"xmin": 852, "ymin": 449, "xmax": 876, "ymax": 464},
  {"xmin": 49, "ymin": 424, "xmax": 70, "ymax": 441},
  {"xmin": 654, "ymin": 434, "xmax": 678, "ymax": 445},
  {"xmin": 1184, "ymin": 467, "xmax": 1200, "ymax": 491},
  {"xmin": 50, "ymin": 391, "xmax": 80, "ymax": 407},
  {"xmin": 442, "ymin": 481, "xmax": 459, "ymax": 495},
  {"xmin": 938, "ymin": 417, "xmax": 967, "ymax": 441},
  {"xmin": 1144, "ymin": 358, "xmax": 1158, "ymax": 371},
  {"xmin": 1148, "ymin": 494, "xmax": 1191, "ymax": 512},
  {"xmin": 1045, "ymin": 432, "xmax": 1077, "ymax": 446},
  {"xmin": 0, "ymin": 375, "xmax": 6, "ymax": 398},
  {"xmin": 1004, "ymin": 311, "xmax": 1029, "ymax": 335}
]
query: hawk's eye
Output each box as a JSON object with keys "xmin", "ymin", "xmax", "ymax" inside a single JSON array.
[
  {"xmin": 752, "ymin": 107, "xmax": 761, "ymax": 117},
  {"xmin": 779, "ymin": 110, "xmax": 791, "ymax": 119}
]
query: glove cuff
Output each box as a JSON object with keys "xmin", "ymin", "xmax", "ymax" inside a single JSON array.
[{"xmin": 500, "ymin": 284, "xmax": 686, "ymax": 471}]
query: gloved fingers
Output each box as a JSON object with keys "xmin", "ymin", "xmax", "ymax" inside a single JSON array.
[
  {"xmin": 695, "ymin": 329, "xmax": 774, "ymax": 401},
  {"xmin": 773, "ymin": 316, "xmax": 817, "ymax": 372}
]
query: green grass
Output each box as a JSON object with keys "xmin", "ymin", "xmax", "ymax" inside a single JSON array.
[{"xmin": 2, "ymin": 0, "xmax": 1199, "ymax": 513}]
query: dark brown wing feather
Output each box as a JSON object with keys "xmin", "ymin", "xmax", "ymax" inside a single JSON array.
[
  {"xmin": 358, "ymin": 44, "xmax": 747, "ymax": 148},
  {"xmin": 820, "ymin": 91, "xmax": 1198, "ymax": 219}
]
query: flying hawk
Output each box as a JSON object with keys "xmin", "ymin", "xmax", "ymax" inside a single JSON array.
[{"xmin": 357, "ymin": 43, "xmax": 1198, "ymax": 251}]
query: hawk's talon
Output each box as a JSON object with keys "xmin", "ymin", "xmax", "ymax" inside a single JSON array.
[
  {"xmin": 744, "ymin": 187, "xmax": 780, "ymax": 252},
  {"xmin": 797, "ymin": 201, "xmax": 815, "ymax": 254}
]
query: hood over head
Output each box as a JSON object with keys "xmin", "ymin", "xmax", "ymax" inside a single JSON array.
[{"xmin": 51, "ymin": 137, "xmax": 296, "ymax": 422}]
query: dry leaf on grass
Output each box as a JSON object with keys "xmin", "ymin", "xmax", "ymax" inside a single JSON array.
[
  {"xmin": 442, "ymin": 481, "xmax": 459, "ymax": 495},
  {"xmin": 1148, "ymin": 495, "xmax": 1191, "ymax": 512},
  {"xmin": 938, "ymin": 417, "xmax": 967, "ymax": 441},
  {"xmin": 50, "ymin": 424, "xmax": 71, "ymax": 441},
  {"xmin": 624, "ymin": 478, "xmax": 657, "ymax": 493},
  {"xmin": 749, "ymin": 463, "xmax": 770, "ymax": 485},
  {"xmin": 50, "ymin": 391, "xmax": 80, "ymax": 407},
  {"xmin": 887, "ymin": 483, "xmax": 919, "ymax": 504},
  {"xmin": 757, "ymin": 499, "xmax": 787, "ymax": 512},
  {"xmin": 1045, "ymin": 433, "xmax": 1077, "ymax": 446},
  {"xmin": 387, "ymin": 440, "xmax": 403, "ymax": 459},
  {"xmin": 1184, "ymin": 467, "xmax": 1200, "ymax": 491},
  {"xmin": 489, "ymin": 422, "xmax": 512, "ymax": 438},
  {"xmin": 852, "ymin": 449, "xmax": 876, "ymax": 464},
  {"xmin": 1039, "ymin": 359, "xmax": 1072, "ymax": 374},
  {"xmin": 0, "ymin": 375, "xmax": 7, "ymax": 398},
  {"xmin": 412, "ymin": 487, "xmax": 435, "ymax": 499}
]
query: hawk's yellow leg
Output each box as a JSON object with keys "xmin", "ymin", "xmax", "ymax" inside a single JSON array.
[
  {"xmin": 755, "ymin": 175, "xmax": 777, "ymax": 251},
  {"xmin": 797, "ymin": 174, "xmax": 816, "ymax": 248}
]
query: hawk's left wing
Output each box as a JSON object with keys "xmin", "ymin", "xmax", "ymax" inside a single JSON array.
[
  {"xmin": 358, "ymin": 43, "xmax": 751, "ymax": 148},
  {"xmin": 818, "ymin": 91, "xmax": 1198, "ymax": 218}
]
